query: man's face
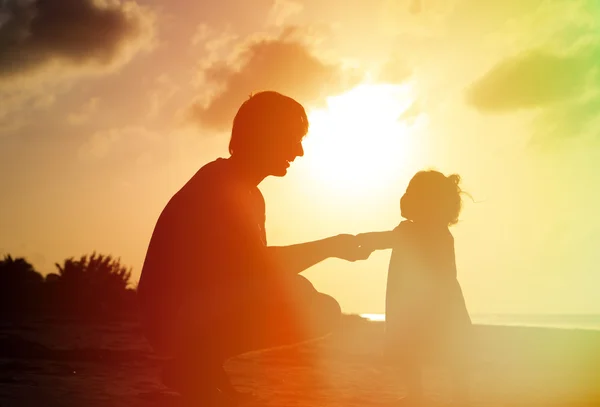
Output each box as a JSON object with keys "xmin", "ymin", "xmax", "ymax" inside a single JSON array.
[{"xmin": 261, "ymin": 131, "xmax": 305, "ymax": 177}]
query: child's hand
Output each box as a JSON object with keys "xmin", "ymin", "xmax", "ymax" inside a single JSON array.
[
  {"xmin": 355, "ymin": 231, "xmax": 397, "ymax": 252},
  {"xmin": 326, "ymin": 234, "xmax": 374, "ymax": 261}
]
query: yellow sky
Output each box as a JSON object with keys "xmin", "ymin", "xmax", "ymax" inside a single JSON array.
[{"xmin": 1, "ymin": 0, "xmax": 599, "ymax": 315}]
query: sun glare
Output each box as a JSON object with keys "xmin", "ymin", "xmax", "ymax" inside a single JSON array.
[{"xmin": 301, "ymin": 83, "xmax": 422, "ymax": 196}]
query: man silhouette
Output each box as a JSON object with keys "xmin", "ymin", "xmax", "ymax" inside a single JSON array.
[{"xmin": 137, "ymin": 91, "xmax": 376, "ymax": 405}]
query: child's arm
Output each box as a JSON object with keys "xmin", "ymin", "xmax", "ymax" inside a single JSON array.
[
  {"xmin": 355, "ymin": 230, "xmax": 397, "ymax": 251},
  {"xmin": 356, "ymin": 221, "xmax": 412, "ymax": 252}
]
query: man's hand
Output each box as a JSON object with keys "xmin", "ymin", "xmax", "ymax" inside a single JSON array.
[
  {"xmin": 269, "ymin": 231, "xmax": 398, "ymax": 274},
  {"xmin": 326, "ymin": 234, "xmax": 375, "ymax": 262}
]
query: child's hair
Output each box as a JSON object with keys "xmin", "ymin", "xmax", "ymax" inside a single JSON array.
[{"xmin": 400, "ymin": 170, "xmax": 464, "ymax": 226}]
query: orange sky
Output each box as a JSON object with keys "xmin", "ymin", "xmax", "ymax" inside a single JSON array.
[{"xmin": 1, "ymin": 0, "xmax": 599, "ymax": 315}]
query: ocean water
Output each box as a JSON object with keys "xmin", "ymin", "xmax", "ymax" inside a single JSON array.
[{"xmin": 359, "ymin": 313, "xmax": 600, "ymax": 331}]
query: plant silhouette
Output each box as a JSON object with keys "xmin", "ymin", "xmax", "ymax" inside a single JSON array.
[
  {"xmin": 53, "ymin": 252, "xmax": 135, "ymax": 320},
  {"xmin": 0, "ymin": 252, "xmax": 136, "ymax": 322},
  {"xmin": 0, "ymin": 255, "xmax": 44, "ymax": 316}
]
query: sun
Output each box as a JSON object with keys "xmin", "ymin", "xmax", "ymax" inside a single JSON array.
[{"xmin": 300, "ymin": 83, "xmax": 422, "ymax": 196}]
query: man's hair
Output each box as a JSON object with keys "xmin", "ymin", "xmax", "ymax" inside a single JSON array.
[{"xmin": 229, "ymin": 91, "xmax": 309, "ymax": 156}]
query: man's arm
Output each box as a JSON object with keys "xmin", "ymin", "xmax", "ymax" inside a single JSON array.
[{"xmin": 267, "ymin": 234, "xmax": 373, "ymax": 276}]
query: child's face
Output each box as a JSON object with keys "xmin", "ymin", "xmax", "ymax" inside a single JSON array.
[{"xmin": 402, "ymin": 170, "xmax": 461, "ymax": 226}]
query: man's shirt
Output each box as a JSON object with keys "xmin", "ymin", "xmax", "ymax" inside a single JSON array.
[{"xmin": 137, "ymin": 158, "xmax": 270, "ymax": 317}]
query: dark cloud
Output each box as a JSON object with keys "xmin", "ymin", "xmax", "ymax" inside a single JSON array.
[
  {"xmin": 466, "ymin": 45, "xmax": 600, "ymax": 142},
  {"xmin": 465, "ymin": 49, "xmax": 591, "ymax": 112},
  {"xmin": 0, "ymin": 0, "xmax": 155, "ymax": 83},
  {"xmin": 186, "ymin": 30, "xmax": 360, "ymax": 131}
]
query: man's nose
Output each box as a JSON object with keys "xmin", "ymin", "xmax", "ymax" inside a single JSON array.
[{"xmin": 296, "ymin": 143, "xmax": 304, "ymax": 157}]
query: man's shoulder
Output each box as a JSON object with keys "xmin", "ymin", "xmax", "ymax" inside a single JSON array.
[
  {"xmin": 192, "ymin": 157, "xmax": 229, "ymax": 181},
  {"xmin": 179, "ymin": 158, "xmax": 231, "ymax": 193},
  {"xmin": 173, "ymin": 158, "xmax": 237, "ymax": 207}
]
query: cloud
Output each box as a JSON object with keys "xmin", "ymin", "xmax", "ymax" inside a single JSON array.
[
  {"xmin": 0, "ymin": 7, "xmax": 10, "ymax": 28},
  {"xmin": 189, "ymin": 23, "xmax": 239, "ymax": 70},
  {"xmin": 377, "ymin": 55, "xmax": 413, "ymax": 84},
  {"xmin": 380, "ymin": 0, "xmax": 458, "ymax": 38},
  {"xmin": 0, "ymin": 0, "xmax": 156, "ymax": 86},
  {"xmin": 267, "ymin": 0, "xmax": 303, "ymax": 27},
  {"xmin": 531, "ymin": 92, "xmax": 600, "ymax": 145},
  {"xmin": 397, "ymin": 98, "xmax": 424, "ymax": 125},
  {"xmin": 465, "ymin": 42, "xmax": 600, "ymax": 143},
  {"xmin": 190, "ymin": 23, "xmax": 238, "ymax": 49},
  {"xmin": 67, "ymin": 97, "xmax": 100, "ymax": 125},
  {"xmin": 0, "ymin": 81, "xmax": 60, "ymax": 136},
  {"xmin": 0, "ymin": 115, "xmax": 24, "ymax": 135},
  {"xmin": 190, "ymin": 23, "xmax": 216, "ymax": 47},
  {"xmin": 460, "ymin": 0, "xmax": 600, "ymax": 143},
  {"xmin": 465, "ymin": 49, "xmax": 592, "ymax": 112},
  {"xmin": 409, "ymin": 0, "xmax": 422, "ymax": 15},
  {"xmin": 482, "ymin": 0, "xmax": 598, "ymax": 54},
  {"xmin": 186, "ymin": 29, "xmax": 361, "ymax": 131},
  {"xmin": 146, "ymin": 74, "xmax": 180, "ymax": 119},
  {"xmin": 78, "ymin": 126, "xmax": 161, "ymax": 162}
]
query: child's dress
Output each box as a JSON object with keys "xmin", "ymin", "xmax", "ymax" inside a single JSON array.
[{"xmin": 384, "ymin": 221, "xmax": 472, "ymax": 365}]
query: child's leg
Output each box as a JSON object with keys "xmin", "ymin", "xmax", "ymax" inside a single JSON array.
[
  {"xmin": 398, "ymin": 358, "xmax": 424, "ymax": 401},
  {"xmin": 447, "ymin": 336, "xmax": 472, "ymax": 404},
  {"xmin": 382, "ymin": 349, "xmax": 423, "ymax": 403},
  {"xmin": 450, "ymin": 362, "xmax": 470, "ymax": 404}
]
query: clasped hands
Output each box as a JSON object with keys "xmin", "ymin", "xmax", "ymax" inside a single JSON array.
[{"xmin": 326, "ymin": 231, "xmax": 397, "ymax": 262}]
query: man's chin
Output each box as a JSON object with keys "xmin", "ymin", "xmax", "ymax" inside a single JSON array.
[
  {"xmin": 272, "ymin": 168, "xmax": 288, "ymax": 177},
  {"xmin": 270, "ymin": 162, "xmax": 290, "ymax": 177}
]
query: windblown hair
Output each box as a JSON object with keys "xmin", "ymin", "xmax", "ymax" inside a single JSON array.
[
  {"xmin": 229, "ymin": 91, "xmax": 309, "ymax": 156},
  {"xmin": 400, "ymin": 170, "xmax": 464, "ymax": 226}
]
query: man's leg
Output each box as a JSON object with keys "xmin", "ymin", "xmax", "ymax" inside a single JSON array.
[
  {"xmin": 138, "ymin": 311, "xmax": 234, "ymax": 403},
  {"xmin": 214, "ymin": 275, "xmax": 342, "ymax": 360},
  {"xmin": 167, "ymin": 275, "xmax": 342, "ymax": 398}
]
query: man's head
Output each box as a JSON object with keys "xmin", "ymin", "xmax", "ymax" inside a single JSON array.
[{"xmin": 229, "ymin": 91, "xmax": 308, "ymax": 177}]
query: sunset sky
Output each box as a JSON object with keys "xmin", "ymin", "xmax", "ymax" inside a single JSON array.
[{"xmin": 1, "ymin": 0, "xmax": 599, "ymax": 316}]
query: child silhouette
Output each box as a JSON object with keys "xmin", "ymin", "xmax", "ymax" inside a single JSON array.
[{"xmin": 384, "ymin": 170, "xmax": 473, "ymax": 406}]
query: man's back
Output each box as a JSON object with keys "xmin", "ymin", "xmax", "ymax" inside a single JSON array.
[{"xmin": 137, "ymin": 158, "xmax": 268, "ymax": 320}]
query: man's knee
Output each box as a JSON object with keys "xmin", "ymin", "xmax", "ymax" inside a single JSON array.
[
  {"xmin": 320, "ymin": 293, "xmax": 342, "ymax": 319},
  {"xmin": 312, "ymin": 293, "xmax": 342, "ymax": 335},
  {"xmin": 291, "ymin": 274, "xmax": 317, "ymax": 295}
]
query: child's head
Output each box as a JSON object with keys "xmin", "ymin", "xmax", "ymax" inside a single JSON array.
[{"xmin": 400, "ymin": 170, "xmax": 463, "ymax": 226}]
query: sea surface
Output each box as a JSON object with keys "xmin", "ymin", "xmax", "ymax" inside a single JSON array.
[{"xmin": 360, "ymin": 313, "xmax": 600, "ymax": 331}]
